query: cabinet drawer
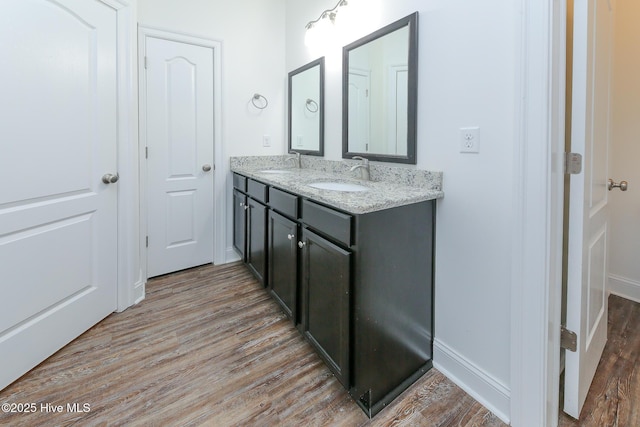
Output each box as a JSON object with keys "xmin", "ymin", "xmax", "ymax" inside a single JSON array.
[
  {"xmin": 248, "ymin": 179, "xmax": 268, "ymax": 203},
  {"xmin": 233, "ymin": 173, "xmax": 247, "ymax": 192},
  {"xmin": 302, "ymin": 200, "xmax": 352, "ymax": 247},
  {"xmin": 269, "ymin": 187, "xmax": 298, "ymax": 219}
]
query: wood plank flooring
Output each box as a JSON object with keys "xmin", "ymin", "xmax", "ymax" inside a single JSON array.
[
  {"xmin": 0, "ymin": 263, "xmax": 505, "ymax": 427},
  {"xmin": 558, "ymin": 294, "xmax": 640, "ymax": 427}
]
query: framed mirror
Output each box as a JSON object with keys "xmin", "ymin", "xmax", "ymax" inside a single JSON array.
[
  {"xmin": 288, "ymin": 57, "xmax": 324, "ymax": 156},
  {"xmin": 342, "ymin": 12, "xmax": 418, "ymax": 164}
]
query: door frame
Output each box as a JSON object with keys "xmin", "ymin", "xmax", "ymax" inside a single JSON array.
[
  {"xmin": 138, "ymin": 26, "xmax": 225, "ymax": 283},
  {"xmin": 511, "ymin": 1, "xmax": 567, "ymax": 426},
  {"xmin": 93, "ymin": 0, "xmax": 140, "ymax": 312}
]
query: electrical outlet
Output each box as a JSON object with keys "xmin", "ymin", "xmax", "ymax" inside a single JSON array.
[
  {"xmin": 460, "ymin": 127, "xmax": 480, "ymax": 153},
  {"xmin": 262, "ymin": 135, "xmax": 271, "ymax": 147}
]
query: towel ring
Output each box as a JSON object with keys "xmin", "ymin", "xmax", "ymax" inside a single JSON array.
[
  {"xmin": 252, "ymin": 93, "xmax": 268, "ymax": 110},
  {"xmin": 305, "ymin": 98, "xmax": 319, "ymax": 113}
]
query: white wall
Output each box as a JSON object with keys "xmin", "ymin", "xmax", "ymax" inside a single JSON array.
[
  {"xmin": 610, "ymin": 0, "xmax": 640, "ymax": 302},
  {"xmin": 137, "ymin": 0, "xmax": 287, "ymax": 260},
  {"xmin": 287, "ymin": 0, "xmax": 518, "ymax": 421}
]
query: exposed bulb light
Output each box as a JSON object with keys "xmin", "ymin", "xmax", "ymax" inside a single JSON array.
[
  {"xmin": 304, "ymin": 0, "xmax": 348, "ymax": 48},
  {"xmin": 304, "ymin": 23, "xmax": 320, "ymax": 47}
]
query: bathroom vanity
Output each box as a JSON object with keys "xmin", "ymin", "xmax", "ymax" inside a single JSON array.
[{"xmin": 231, "ymin": 156, "xmax": 443, "ymax": 417}]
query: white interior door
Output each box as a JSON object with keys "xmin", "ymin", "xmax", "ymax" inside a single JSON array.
[
  {"xmin": 348, "ymin": 70, "xmax": 371, "ymax": 153},
  {"xmin": 144, "ymin": 36, "xmax": 215, "ymax": 278},
  {"xmin": 564, "ymin": 0, "xmax": 614, "ymax": 418},
  {"xmin": 0, "ymin": 0, "xmax": 118, "ymax": 389}
]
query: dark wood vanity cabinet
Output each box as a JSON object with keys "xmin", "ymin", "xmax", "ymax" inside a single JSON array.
[
  {"xmin": 232, "ymin": 189, "xmax": 247, "ymax": 260},
  {"xmin": 300, "ymin": 227, "xmax": 351, "ymax": 388},
  {"xmin": 350, "ymin": 201, "xmax": 434, "ymax": 417},
  {"xmin": 267, "ymin": 187, "xmax": 300, "ymax": 321},
  {"xmin": 232, "ymin": 172, "xmax": 435, "ymax": 418},
  {"xmin": 267, "ymin": 210, "xmax": 298, "ymax": 320},
  {"xmin": 233, "ymin": 174, "xmax": 268, "ymax": 287},
  {"xmin": 246, "ymin": 198, "xmax": 268, "ymax": 286}
]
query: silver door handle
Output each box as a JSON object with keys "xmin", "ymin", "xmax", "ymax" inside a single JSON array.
[
  {"xmin": 608, "ymin": 179, "xmax": 628, "ymax": 191},
  {"xmin": 202, "ymin": 164, "xmax": 212, "ymax": 172},
  {"xmin": 298, "ymin": 241, "xmax": 306, "ymax": 248},
  {"xmin": 287, "ymin": 234, "xmax": 294, "ymax": 240},
  {"xmin": 102, "ymin": 173, "xmax": 119, "ymax": 184}
]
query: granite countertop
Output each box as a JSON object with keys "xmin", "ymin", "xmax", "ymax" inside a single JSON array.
[{"xmin": 230, "ymin": 156, "xmax": 444, "ymax": 215}]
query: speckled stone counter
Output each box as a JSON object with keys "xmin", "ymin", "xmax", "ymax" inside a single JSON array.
[{"xmin": 230, "ymin": 155, "xmax": 443, "ymax": 214}]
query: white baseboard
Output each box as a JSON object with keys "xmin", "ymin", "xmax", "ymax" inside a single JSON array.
[
  {"xmin": 433, "ymin": 339, "xmax": 510, "ymax": 424},
  {"xmin": 609, "ymin": 274, "xmax": 640, "ymax": 303},
  {"xmin": 133, "ymin": 279, "xmax": 145, "ymax": 305},
  {"xmin": 225, "ymin": 246, "xmax": 241, "ymax": 264}
]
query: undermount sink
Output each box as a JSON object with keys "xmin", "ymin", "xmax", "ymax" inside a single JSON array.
[
  {"xmin": 307, "ymin": 182, "xmax": 370, "ymax": 192},
  {"xmin": 259, "ymin": 169, "xmax": 293, "ymax": 174}
]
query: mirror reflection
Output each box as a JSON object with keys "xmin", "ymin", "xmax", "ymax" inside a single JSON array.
[
  {"xmin": 343, "ymin": 13, "xmax": 418, "ymax": 164},
  {"xmin": 288, "ymin": 57, "xmax": 324, "ymax": 156}
]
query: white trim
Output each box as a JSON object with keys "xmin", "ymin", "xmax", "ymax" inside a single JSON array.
[
  {"xmin": 548, "ymin": 2, "xmax": 568, "ymax": 426},
  {"xmin": 97, "ymin": 0, "xmax": 141, "ymax": 312},
  {"xmin": 226, "ymin": 247, "xmax": 241, "ymax": 263},
  {"xmin": 511, "ymin": 1, "xmax": 566, "ymax": 426},
  {"xmin": 433, "ymin": 340, "xmax": 510, "ymax": 424},
  {"xmin": 609, "ymin": 274, "xmax": 640, "ymax": 303},
  {"xmin": 137, "ymin": 27, "xmax": 149, "ymax": 285},
  {"xmin": 137, "ymin": 27, "xmax": 226, "ymax": 282},
  {"xmin": 133, "ymin": 279, "xmax": 145, "ymax": 305}
]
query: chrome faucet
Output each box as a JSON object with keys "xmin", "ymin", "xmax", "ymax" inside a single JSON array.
[
  {"xmin": 350, "ymin": 156, "xmax": 370, "ymax": 181},
  {"xmin": 286, "ymin": 151, "xmax": 301, "ymax": 168}
]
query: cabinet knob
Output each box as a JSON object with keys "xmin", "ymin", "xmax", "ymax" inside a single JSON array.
[
  {"xmin": 287, "ymin": 234, "xmax": 294, "ymax": 240},
  {"xmin": 298, "ymin": 241, "xmax": 306, "ymax": 248}
]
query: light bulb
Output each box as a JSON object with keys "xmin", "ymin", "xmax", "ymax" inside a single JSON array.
[{"xmin": 304, "ymin": 23, "xmax": 319, "ymax": 47}]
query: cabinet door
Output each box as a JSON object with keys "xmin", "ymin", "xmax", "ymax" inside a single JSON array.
[
  {"xmin": 268, "ymin": 211, "xmax": 298, "ymax": 321},
  {"xmin": 232, "ymin": 189, "xmax": 247, "ymax": 261},
  {"xmin": 301, "ymin": 228, "xmax": 351, "ymax": 387},
  {"xmin": 247, "ymin": 197, "xmax": 268, "ymax": 286}
]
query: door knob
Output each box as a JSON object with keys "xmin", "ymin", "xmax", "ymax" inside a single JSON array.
[
  {"xmin": 102, "ymin": 173, "xmax": 119, "ymax": 184},
  {"xmin": 287, "ymin": 234, "xmax": 294, "ymax": 240},
  {"xmin": 298, "ymin": 241, "xmax": 306, "ymax": 248},
  {"xmin": 608, "ymin": 179, "xmax": 628, "ymax": 191},
  {"xmin": 202, "ymin": 164, "xmax": 212, "ymax": 172}
]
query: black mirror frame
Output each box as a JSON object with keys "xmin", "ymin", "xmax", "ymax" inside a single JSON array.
[
  {"xmin": 342, "ymin": 12, "xmax": 418, "ymax": 164},
  {"xmin": 288, "ymin": 57, "xmax": 325, "ymax": 156}
]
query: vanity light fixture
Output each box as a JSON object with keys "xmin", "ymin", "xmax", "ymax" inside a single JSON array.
[{"xmin": 304, "ymin": 0, "xmax": 348, "ymax": 47}]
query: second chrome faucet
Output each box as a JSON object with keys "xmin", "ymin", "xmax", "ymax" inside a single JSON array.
[{"xmin": 350, "ymin": 156, "xmax": 370, "ymax": 181}]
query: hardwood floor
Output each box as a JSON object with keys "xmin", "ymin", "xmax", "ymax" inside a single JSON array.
[
  {"xmin": 0, "ymin": 263, "xmax": 505, "ymax": 427},
  {"xmin": 558, "ymin": 294, "xmax": 640, "ymax": 427}
]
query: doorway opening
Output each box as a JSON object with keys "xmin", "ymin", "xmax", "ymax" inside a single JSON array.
[{"xmin": 559, "ymin": 0, "xmax": 640, "ymax": 423}]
